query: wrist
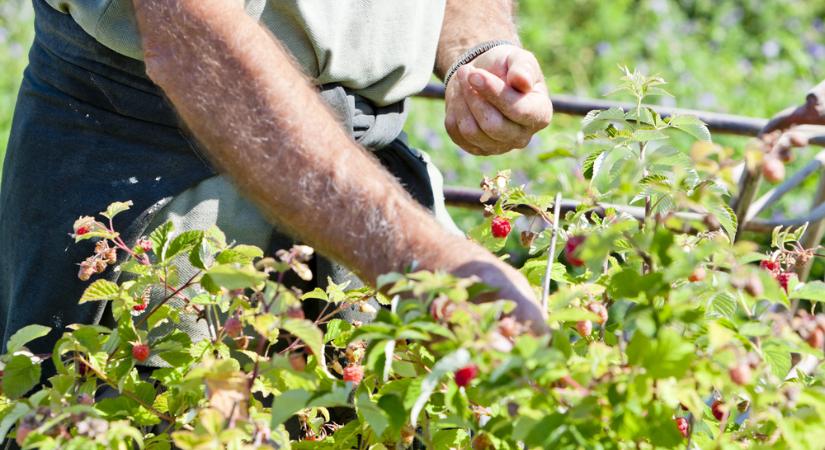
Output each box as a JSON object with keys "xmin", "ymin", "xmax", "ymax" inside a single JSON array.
[{"xmin": 442, "ymin": 40, "xmax": 518, "ymax": 87}]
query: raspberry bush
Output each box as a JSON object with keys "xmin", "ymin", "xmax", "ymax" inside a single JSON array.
[{"xmin": 1, "ymin": 70, "xmax": 825, "ymax": 449}]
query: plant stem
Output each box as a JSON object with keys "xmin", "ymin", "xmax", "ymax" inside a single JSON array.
[{"xmin": 542, "ymin": 192, "xmax": 563, "ymax": 310}]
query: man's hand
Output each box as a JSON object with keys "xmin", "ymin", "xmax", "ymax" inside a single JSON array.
[{"xmin": 445, "ymin": 45, "xmax": 553, "ymax": 155}]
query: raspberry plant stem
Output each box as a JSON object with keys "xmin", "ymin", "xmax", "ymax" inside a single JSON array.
[{"xmin": 542, "ymin": 192, "xmax": 563, "ymax": 310}]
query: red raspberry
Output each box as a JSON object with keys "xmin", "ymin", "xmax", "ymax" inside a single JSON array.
[
  {"xmin": 565, "ymin": 235, "xmax": 586, "ymax": 267},
  {"xmin": 76, "ymin": 226, "xmax": 90, "ymax": 236},
  {"xmin": 807, "ymin": 327, "xmax": 824, "ymax": 349},
  {"xmin": 131, "ymin": 343, "xmax": 150, "ymax": 362},
  {"xmin": 760, "ymin": 259, "xmax": 780, "ymax": 274},
  {"xmin": 491, "ymin": 216, "xmax": 511, "ymax": 238},
  {"xmin": 688, "ymin": 266, "xmax": 706, "ymax": 283},
  {"xmin": 454, "ymin": 364, "xmax": 478, "ymax": 388},
  {"xmin": 223, "ymin": 316, "xmax": 242, "ymax": 338},
  {"xmin": 711, "ymin": 399, "xmax": 725, "ymax": 421},
  {"xmin": 576, "ymin": 320, "xmax": 593, "ymax": 337},
  {"xmin": 343, "ymin": 364, "xmax": 364, "ymax": 384},
  {"xmin": 138, "ymin": 238, "xmax": 153, "ymax": 253},
  {"xmin": 132, "ymin": 300, "xmax": 148, "ymax": 312},
  {"xmin": 674, "ymin": 417, "xmax": 689, "ymax": 438},
  {"xmin": 776, "ymin": 272, "xmax": 792, "ymax": 293}
]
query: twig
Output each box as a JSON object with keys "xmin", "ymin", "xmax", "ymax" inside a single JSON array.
[{"xmin": 542, "ymin": 193, "xmax": 563, "ymax": 310}]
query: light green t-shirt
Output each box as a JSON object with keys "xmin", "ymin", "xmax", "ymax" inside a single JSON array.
[{"xmin": 45, "ymin": 0, "xmax": 446, "ymax": 106}]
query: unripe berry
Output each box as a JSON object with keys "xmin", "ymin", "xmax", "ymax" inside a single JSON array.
[
  {"xmin": 342, "ymin": 364, "xmax": 364, "ymax": 384},
  {"xmin": 711, "ymin": 399, "xmax": 725, "ymax": 421},
  {"xmin": 744, "ymin": 275, "xmax": 763, "ymax": 297},
  {"xmin": 223, "ymin": 316, "xmax": 242, "ymax": 338},
  {"xmin": 729, "ymin": 364, "xmax": 752, "ymax": 386},
  {"xmin": 286, "ymin": 306, "xmax": 305, "ymax": 320},
  {"xmin": 497, "ymin": 317, "xmax": 522, "ymax": 338},
  {"xmin": 289, "ymin": 353, "xmax": 307, "ymax": 372},
  {"xmin": 807, "ymin": 327, "xmax": 825, "ymax": 350},
  {"xmin": 15, "ymin": 423, "xmax": 33, "ymax": 447},
  {"xmin": 576, "ymin": 320, "xmax": 593, "ymax": 337},
  {"xmin": 688, "ymin": 266, "xmax": 706, "ymax": 282},
  {"xmin": 565, "ymin": 236, "xmax": 586, "ymax": 267},
  {"xmin": 131, "ymin": 343, "xmax": 150, "ymax": 362},
  {"xmin": 491, "ymin": 216, "xmax": 512, "ymax": 238},
  {"xmin": 587, "ymin": 303, "xmax": 608, "ymax": 325},
  {"xmin": 454, "ymin": 364, "xmax": 478, "ymax": 388},
  {"xmin": 762, "ymin": 157, "xmax": 785, "ymax": 184},
  {"xmin": 674, "ymin": 417, "xmax": 689, "ymax": 438}
]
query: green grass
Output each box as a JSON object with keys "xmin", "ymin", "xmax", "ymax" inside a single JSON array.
[{"xmin": 0, "ymin": 0, "xmax": 33, "ymax": 175}]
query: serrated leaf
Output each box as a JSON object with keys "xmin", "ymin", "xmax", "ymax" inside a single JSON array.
[
  {"xmin": 3, "ymin": 354, "xmax": 40, "ymax": 399},
  {"xmin": 763, "ymin": 339, "xmax": 792, "ymax": 380},
  {"xmin": 100, "ymin": 201, "xmax": 134, "ymax": 220},
  {"xmin": 216, "ymin": 245, "xmax": 264, "ymax": 265},
  {"xmin": 0, "ymin": 402, "xmax": 30, "ymax": 442},
  {"xmin": 790, "ymin": 281, "xmax": 825, "ymax": 302},
  {"xmin": 79, "ymin": 279, "xmax": 120, "ymax": 303},
  {"xmin": 165, "ymin": 230, "xmax": 204, "ymax": 262},
  {"xmin": 581, "ymin": 107, "xmax": 626, "ymax": 134},
  {"xmin": 356, "ymin": 392, "xmax": 390, "ymax": 437},
  {"xmin": 282, "ymin": 319, "xmax": 323, "ymax": 358},
  {"xmin": 709, "ymin": 292, "xmax": 737, "ymax": 319},
  {"xmin": 201, "ymin": 264, "xmax": 267, "ymax": 293},
  {"xmin": 582, "ymin": 150, "xmax": 603, "ymax": 180},
  {"xmin": 5, "ymin": 325, "xmax": 51, "ymax": 354},
  {"xmin": 149, "ymin": 222, "xmax": 174, "ymax": 259},
  {"xmin": 668, "ymin": 114, "xmax": 711, "ymax": 142},
  {"xmin": 270, "ymin": 390, "xmax": 312, "ymax": 427}
]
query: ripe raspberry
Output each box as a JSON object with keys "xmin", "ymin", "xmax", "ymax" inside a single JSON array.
[
  {"xmin": 491, "ymin": 216, "xmax": 511, "ymax": 238},
  {"xmin": 454, "ymin": 364, "xmax": 478, "ymax": 388},
  {"xmin": 760, "ymin": 259, "xmax": 780, "ymax": 274},
  {"xmin": 138, "ymin": 238, "xmax": 153, "ymax": 253},
  {"xmin": 688, "ymin": 266, "xmax": 706, "ymax": 283},
  {"xmin": 223, "ymin": 316, "xmax": 242, "ymax": 338},
  {"xmin": 776, "ymin": 272, "xmax": 792, "ymax": 293},
  {"xmin": 762, "ymin": 157, "xmax": 785, "ymax": 184},
  {"xmin": 342, "ymin": 364, "xmax": 364, "ymax": 384},
  {"xmin": 674, "ymin": 417, "xmax": 689, "ymax": 438},
  {"xmin": 76, "ymin": 226, "xmax": 90, "ymax": 236},
  {"xmin": 565, "ymin": 235, "xmax": 586, "ymax": 267},
  {"xmin": 587, "ymin": 303, "xmax": 608, "ymax": 325},
  {"xmin": 576, "ymin": 320, "xmax": 593, "ymax": 337},
  {"xmin": 132, "ymin": 300, "xmax": 148, "ymax": 312},
  {"xmin": 711, "ymin": 399, "xmax": 725, "ymax": 421},
  {"xmin": 131, "ymin": 343, "xmax": 150, "ymax": 362},
  {"xmin": 729, "ymin": 364, "xmax": 752, "ymax": 386}
]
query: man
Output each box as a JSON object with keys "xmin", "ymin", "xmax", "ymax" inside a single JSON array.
[{"xmin": 0, "ymin": 0, "xmax": 553, "ymax": 355}]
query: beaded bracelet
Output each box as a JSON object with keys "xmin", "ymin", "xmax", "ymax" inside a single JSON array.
[{"xmin": 443, "ymin": 40, "xmax": 517, "ymax": 87}]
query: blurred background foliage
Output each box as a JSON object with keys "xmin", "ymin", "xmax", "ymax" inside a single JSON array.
[{"xmin": 2, "ymin": 0, "xmax": 825, "ymax": 245}]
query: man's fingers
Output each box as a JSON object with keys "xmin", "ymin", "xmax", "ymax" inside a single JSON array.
[
  {"xmin": 445, "ymin": 95, "xmax": 498, "ymax": 155},
  {"xmin": 459, "ymin": 69, "xmax": 528, "ymax": 147},
  {"xmin": 505, "ymin": 49, "xmax": 542, "ymax": 93},
  {"xmin": 467, "ymin": 68, "xmax": 552, "ymax": 129}
]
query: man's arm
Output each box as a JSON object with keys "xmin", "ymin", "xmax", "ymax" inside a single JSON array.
[
  {"xmin": 437, "ymin": 0, "xmax": 553, "ymax": 155},
  {"xmin": 131, "ymin": 0, "xmax": 547, "ymax": 331}
]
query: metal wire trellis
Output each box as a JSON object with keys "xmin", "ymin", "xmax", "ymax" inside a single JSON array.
[{"xmin": 416, "ymin": 83, "xmax": 825, "ymax": 281}]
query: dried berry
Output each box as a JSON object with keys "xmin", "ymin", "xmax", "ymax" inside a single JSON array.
[
  {"xmin": 498, "ymin": 316, "xmax": 523, "ymax": 338},
  {"xmin": 744, "ymin": 275, "xmax": 763, "ymax": 297},
  {"xmin": 807, "ymin": 327, "xmax": 824, "ymax": 350},
  {"xmin": 286, "ymin": 306, "xmax": 305, "ymax": 320},
  {"xmin": 454, "ymin": 364, "xmax": 478, "ymax": 388},
  {"xmin": 520, "ymin": 230, "xmax": 537, "ymax": 247},
  {"xmin": 223, "ymin": 316, "xmax": 242, "ymax": 338},
  {"xmin": 131, "ymin": 343, "xmax": 150, "ymax": 362},
  {"xmin": 138, "ymin": 238, "xmax": 153, "ymax": 253},
  {"xmin": 342, "ymin": 364, "xmax": 364, "ymax": 384},
  {"xmin": 491, "ymin": 216, "xmax": 512, "ymax": 238},
  {"xmin": 565, "ymin": 235, "xmax": 586, "ymax": 267}
]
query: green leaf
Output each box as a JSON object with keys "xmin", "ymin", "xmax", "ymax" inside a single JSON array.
[
  {"xmin": 216, "ymin": 245, "xmax": 264, "ymax": 265},
  {"xmin": 5, "ymin": 325, "xmax": 51, "ymax": 354},
  {"xmin": 165, "ymin": 230, "xmax": 204, "ymax": 262},
  {"xmin": 356, "ymin": 392, "xmax": 390, "ymax": 437},
  {"xmin": 411, "ymin": 348, "xmax": 470, "ymax": 426},
  {"xmin": 668, "ymin": 114, "xmax": 711, "ymax": 141},
  {"xmin": 581, "ymin": 107, "xmax": 627, "ymax": 134},
  {"xmin": 790, "ymin": 281, "xmax": 825, "ymax": 302},
  {"xmin": 0, "ymin": 402, "xmax": 30, "ymax": 442},
  {"xmin": 100, "ymin": 201, "xmax": 134, "ymax": 220},
  {"xmin": 201, "ymin": 264, "xmax": 267, "ymax": 293},
  {"xmin": 271, "ymin": 390, "xmax": 313, "ymax": 427},
  {"xmin": 626, "ymin": 329, "xmax": 694, "ymax": 379},
  {"xmin": 79, "ymin": 279, "xmax": 120, "ymax": 303},
  {"xmin": 763, "ymin": 339, "xmax": 792, "ymax": 380},
  {"xmin": 3, "ymin": 354, "xmax": 41, "ymax": 399},
  {"xmin": 282, "ymin": 319, "xmax": 324, "ymax": 358},
  {"xmin": 149, "ymin": 222, "xmax": 174, "ymax": 259}
]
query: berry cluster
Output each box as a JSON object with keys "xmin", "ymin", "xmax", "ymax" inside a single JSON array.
[
  {"xmin": 760, "ymin": 259, "xmax": 794, "ymax": 293},
  {"xmin": 77, "ymin": 240, "xmax": 118, "ymax": 281}
]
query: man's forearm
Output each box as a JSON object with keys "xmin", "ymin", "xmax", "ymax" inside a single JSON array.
[
  {"xmin": 132, "ymin": 0, "xmax": 484, "ymax": 282},
  {"xmin": 435, "ymin": 0, "xmax": 520, "ymax": 80}
]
